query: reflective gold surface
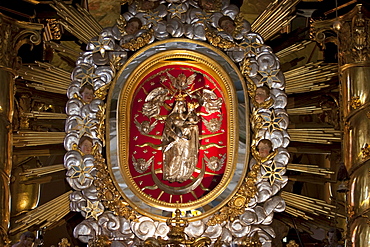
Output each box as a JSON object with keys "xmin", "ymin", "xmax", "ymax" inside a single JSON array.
[
  {"xmin": 341, "ymin": 66, "xmax": 370, "ymax": 119},
  {"xmin": 345, "ymin": 108, "xmax": 370, "ymax": 171},
  {"xmin": 349, "ymin": 216, "xmax": 370, "ymax": 246},
  {"xmin": 10, "ymin": 165, "xmax": 40, "ymax": 216},
  {"xmin": 349, "ymin": 163, "xmax": 370, "ymax": 216}
]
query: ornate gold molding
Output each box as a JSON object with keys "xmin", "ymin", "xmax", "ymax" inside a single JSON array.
[
  {"xmin": 311, "ymin": 4, "xmax": 370, "ymax": 66},
  {"xmin": 0, "ymin": 13, "xmax": 43, "ymax": 69}
]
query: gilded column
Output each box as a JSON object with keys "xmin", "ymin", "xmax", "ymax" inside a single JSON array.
[
  {"xmin": 338, "ymin": 5, "xmax": 370, "ymax": 246},
  {"xmin": 312, "ymin": 4, "xmax": 370, "ymax": 246},
  {"xmin": 0, "ymin": 13, "xmax": 42, "ymax": 245}
]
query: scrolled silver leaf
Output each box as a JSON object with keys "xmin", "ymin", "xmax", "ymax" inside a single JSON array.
[
  {"xmin": 88, "ymin": 99, "xmax": 105, "ymax": 113},
  {"xmin": 253, "ymin": 206, "xmax": 268, "ymax": 225},
  {"xmin": 264, "ymin": 196, "xmax": 286, "ymax": 215},
  {"xmin": 82, "ymin": 185, "xmax": 99, "ymax": 200},
  {"xmin": 100, "ymin": 27, "xmax": 116, "ymax": 39},
  {"xmin": 210, "ymin": 12, "xmax": 224, "ymax": 29},
  {"xmin": 66, "ymin": 98, "xmax": 83, "ymax": 116},
  {"xmin": 256, "ymin": 181, "xmax": 273, "ymax": 203},
  {"xmin": 65, "ymin": 116, "xmax": 78, "ymax": 133},
  {"xmin": 98, "ymin": 212, "xmax": 121, "ymax": 233},
  {"xmin": 247, "ymin": 195, "xmax": 258, "ymax": 208},
  {"xmin": 95, "ymin": 66, "xmax": 115, "ymax": 84},
  {"xmin": 74, "ymin": 219, "xmax": 99, "ymax": 243},
  {"xmin": 221, "ymin": 4, "xmax": 239, "ymax": 20},
  {"xmin": 154, "ymin": 222, "xmax": 169, "ymax": 238},
  {"xmin": 156, "ymin": 4, "xmax": 168, "ymax": 17},
  {"xmin": 220, "ymin": 227, "xmax": 233, "ymax": 245},
  {"xmin": 64, "ymin": 150, "xmax": 82, "ymax": 169},
  {"xmin": 75, "ymin": 52, "xmax": 94, "ymax": 66},
  {"xmin": 269, "ymin": 130, "xmax": 284, "ymax": 149},
  {"xmin": 185, "ymin": 219, "xmax": 205, "ymax": 238},
  {"xmin": 120, "ymin": 217, "xmax": 134, "ymax": 236},
  {"xmin": 153, "ymin": 21, "xmax": 169, "ymax": 40},
  {"xmin": 184, "ymin": 23, "xmax": 206, "ymax": 40},
  {"xmin": 270, "ymin": 88, "xmax": 287, "ymax": 109},
  {"xmin": 282, "ymin": 130, "xmax": 290, "ymax": 148},
  {"xmin": 227, "ymin": 47, "xmax": 246, "ymax": 63},
  {"xmin": 202, "ymin": 224, "xmax": 222, "ymax": 239},
  {"xmin": 64, "ymin": 132, "xmax": 79, "ymax": 151},
  {"xmin": 274, "ymin": 148, "xmax": 290, "ymax": 165},
  {"xmin": 69, "ymin": 191, "xmax": 86, "ymax": 212},
  {"xmin": 257, "ymin": 52, "xmax": 278, "ymax": 71},
  {"xmin": 234, "ymin": 20, "xmax": 251, "ymax": 40},
  {"xmin": 186, "ymin": 8, "xmax": 202, "ymax": 24},
  {"xmin": 260, "ymin": 210, "xmax": 274, "ymax": 225},
  {"xmin": 131, "ymin": 216, "xmax": 156, "ymax": 240},
  {"xmin": 167, "ymin": 18, "xmax": 185, "ymax": 38},
  {"xmin": 67, "ymin": 80, "xmax": 82, "ymax": 99},
  {"xmin": 229, "ymin": 219, "xmax": 251, "ymax": 237},
  {"xmin": 274, "ymin": 109, "xmax": 289, "ymax": 128},
  {"xmin": 272, "ymin": 177, "xmax": 288, "ymax": 195},
  {"xmin": 240, "ymin": 208, "xmax": 258, "ymax": 225}
]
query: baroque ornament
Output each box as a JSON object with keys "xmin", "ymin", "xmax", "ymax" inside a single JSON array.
[{"xmin": 64, "ymin": 0, "xmax": 289, "ymax": 246}]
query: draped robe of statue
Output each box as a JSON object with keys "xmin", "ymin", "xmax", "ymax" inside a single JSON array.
[{"xmin": 162, "ymin": 100, "xmax": 199, "ymax": 182}]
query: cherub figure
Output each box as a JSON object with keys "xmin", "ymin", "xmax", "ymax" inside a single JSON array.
[
  {"xmin": 255, "ymin": 86, "xmax": 270, "ymax": 104},
  {"xmin": 125, "ymin": 17, "xmax": 142, "ymax": 35},
  {"xmin": 202, "ymin": 115, "xmax": 222, "ymax": 133},
  {"xmin": 205, "ymin": 153, "xmax": 226, "ymax": 171},
  {"xmin": 134, "ymin": 118, "xmax": 157, "ymax": 135},
  {"xmin": 257, "ymin": 139, "xmax": 273, "ymax": 158},
  {"xmin": 80, "ymin": 85, "xmax": 94, "ymax": 103},
  {"xmin": 167, "ymin": 72, "xmax": 197, "ymax": 91},
  {"xmin": 219, "ymin": 16, "xmax": 235, "ymax": 35},
  {"xmin": 132, "ymin": 156, "xmax": 154, "ymax": 173},
  {"xmin": 78, "ymin": 135, "xmax": 93, "ymax": 155}
]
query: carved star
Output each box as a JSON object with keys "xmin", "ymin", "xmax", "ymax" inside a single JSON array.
[
  {"xmin": 168, "ymin": 4, "xmax": 187, "ymax": 19},
  {"xmin": 74, "ymin": 66, "xmax": 100, "ymax": 87},
  {"xmin": 81, "ymin": 200, "xmax": 104, "ymax": 220},
  {"xmin": 70, "ymin": 161, "xmax": 94, "ymax": 184},
  {"xmin": 90, "ymin": 36, "xmax": 114, "ymax": 57},
  {"xmin": 258, "ymin": 67, "xmax": 281, "ymax": 86},
  {"xmin": 72, "ymin": 116, "xmax": 97, "ymax": 138},
  {"xmin": 239, "ymin": 36, "xmax": 263, "ymax": 56},
  {"xmin": 262, "ymin": 161, "xmax": 284, "ymax": 185},
  {"xmin": 144, "ymin": 11, "xmax": 162, "ymax": 26},
  {"xmin": 195, "ymin": 12, "xmax": 212, "ymax": 24},
  {"xmin": 260, "ymin": 110, "xmax": 283, "ymax": 133}
]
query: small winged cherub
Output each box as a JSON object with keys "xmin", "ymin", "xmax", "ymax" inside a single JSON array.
[
  {"xmin": 134, "ymin": 117, "xmax": 157, "ymax": 135},
  {"xmin": 202, "ymin": 115, "xmax": 223, "ymax": 133},
  {"xmin": 204, "ymin": 153, "xmax": 226, "ymax": 171},
  {"xmin": 167, "ymin": 72, "xmax": 197, "ymax": 91},
  {"xmin": 142, "ymin": 87, "xmax": 169, "ymax": 119},
  {"xmin": 132, "ymin": 156, "xmax": 154, "ymax": 173}
]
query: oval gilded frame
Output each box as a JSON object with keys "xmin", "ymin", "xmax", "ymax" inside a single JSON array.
[{"xmin": 106, "ymin": 39, "xmax": 249, "ymax": 221}]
